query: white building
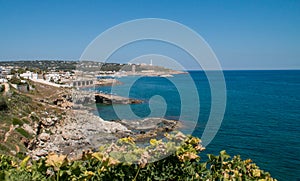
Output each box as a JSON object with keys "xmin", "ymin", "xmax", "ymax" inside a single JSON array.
[
  {"xmin": 45, "ymin": 73, "xmax": 60, "ymax": 82},
  {"xmin": 0, "ymin": 78, "xmax": 8, "ymax": 83},
  {"xmin": 0, "ymin": 66, "xmax": 11, "ymax": 76},
  {"xmin": 20, "ymin": 71, "xmax": 38, "ymax": 80},
  {"xmin": 6, "ymin": 75, "xmax": 13, "ymax": 80}
]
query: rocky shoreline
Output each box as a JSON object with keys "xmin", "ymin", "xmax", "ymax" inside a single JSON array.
[
  {"xmin": 6, "ymin": 81, "xmax": 180, "ymax": 159},
  {"xmin": 113, "ymin": 118, "xmax": 180, "ymax": 142},
  {"xmin": 28, "ymin": 110, "xmax": 127, "ymax": 159},
  {"xmin": 28, "ymin": 109, "xmax": 180, "ymax": 159}
]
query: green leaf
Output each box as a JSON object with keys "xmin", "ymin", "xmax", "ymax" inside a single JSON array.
[{"xmin": 20, "ymin": 156, "xmax": 30, "ymax": 169}]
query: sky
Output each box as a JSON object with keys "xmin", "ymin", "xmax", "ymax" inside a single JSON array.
[{"xmin": 0, "ymin": 0, "xmax": 299, "ymax": 70}]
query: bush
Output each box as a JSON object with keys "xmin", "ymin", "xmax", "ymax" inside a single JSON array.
[
  {"xmin": 0, "ymin": 133, "xmax": 276, "ymax": 181},
  {"xmin": 12, "ymin": 118, "xmax": 24, "ymax": 126},
  {"xmin": 9, "ymin": 77, "xmax": 22, "ymax": 85},
  {"xmin": 0, "ymin": 85, "xmax": 4, "ymax": 92},
  {"xmin": 0, "ymin": 97, "xmax": 8, "ymax": 111}
]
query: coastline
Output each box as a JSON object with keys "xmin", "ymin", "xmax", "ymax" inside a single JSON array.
[
  {"xmin": 29, "ymin": 109, "xmax": 181, "ymax": 159},
  {"xmin": 25, "ymin": 80, "xmax": 180, "ymax": 159}
]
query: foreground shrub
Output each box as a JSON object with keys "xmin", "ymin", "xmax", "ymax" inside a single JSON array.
[
  {"xmin": 0, "ymin": 97, "xmax": 8, "ymax": 111},
  {"xmin": 0, "ymin": 132, "xmax": 276, "ymax": 180},
  {"xmin": 0, "ymin": 85, "xmax": 4, "ymax": 92}
]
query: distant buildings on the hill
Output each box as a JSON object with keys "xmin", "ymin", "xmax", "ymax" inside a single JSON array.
[
  {"xmin": 0, "ymin": 66, "xmax": 11, "ymax": 83},
  {"xmin": 20, "ymin": 71, "xmax": 38, "ymax": 80},
  {"xmin": 0, "ymin": 61, "xmax": 174, "ymax": 88},
  {"xmin": 0, "ymin": 66, "xmax": 11, "ymax": 77}
]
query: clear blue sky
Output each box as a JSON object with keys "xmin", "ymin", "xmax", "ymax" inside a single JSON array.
[{"xmin": 0, "ymin": 0, "xmax": 299, "ymax": 70}]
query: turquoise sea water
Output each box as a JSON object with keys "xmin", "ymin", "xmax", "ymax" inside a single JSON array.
[{"xmin": 95, "ymin": 70, "xmax": 300, "ymax": 180}]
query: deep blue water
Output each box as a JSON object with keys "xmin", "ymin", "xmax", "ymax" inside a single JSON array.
[{"xmin": 94, "ymin": 70, "xmax": 300, "ymax": 180}]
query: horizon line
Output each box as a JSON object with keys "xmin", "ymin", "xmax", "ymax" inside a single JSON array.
[{"xmin": 0, "ymin": 59, "xmax": 299, "ymax": 71}]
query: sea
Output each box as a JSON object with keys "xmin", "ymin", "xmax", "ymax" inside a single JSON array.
[{"xmin": 93, "ymin": 70, "xmax": 300, "ymax": 180}]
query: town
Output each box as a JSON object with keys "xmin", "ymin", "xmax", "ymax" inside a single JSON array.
[{"xmin": 0, "ymin": 60, "xmax": 182, "ymax": 91}]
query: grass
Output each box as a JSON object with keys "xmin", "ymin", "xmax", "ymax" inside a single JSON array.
[
  {"xmin": 12, "ymin": 118, "xmax": 24, "ymax": 126},
  {"xmin": 0, "ymin": 144, "xmax": 10, "ymax": 153},
  {"xmin": 21, "ymin": 118, "xmax": 30, "ymax": 124},
  {"xmin": 15, "ymin": 128, "xmax": 31, "ymax": 139},
  {"xmin": 3, "ymin": 141, "xmax": 16, "ymax": 152},
  {"xmin": 0, "ymin": 82, "xmax": 67, "ymax": 155}
]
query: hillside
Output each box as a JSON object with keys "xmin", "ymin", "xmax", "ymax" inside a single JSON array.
[{"xmin": 0, "ymin": 80, "xmax": 69, "ymax": 157}]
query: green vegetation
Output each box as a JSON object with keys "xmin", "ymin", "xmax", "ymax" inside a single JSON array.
[
  {"xmin": 0, "ymin": 60, "xmax": 77, "ymax": 72},
  {"xmin": 15, "ymin": 128, "xmax": 31, "ymax": 138},
  {"xmin": 0, "ymin": 133, "xmax": 276, "ymax": 180},
  {"xmin": 0, "ymin": 96, "xmax": 8, "ymax": 111},
  {"xmin": 12, "ymin": 118, "xmax": 24, "ymax": 126},
  {"xmin": 0, "ymin": 85, "xmax": 4, "ymax": 92},
  {"xmin": 0, "ymin": 60, "xmax": 172, "ymax": 73},
  {"xmin": 0, "ymin": 89, "xmax": 40, "ymax": 155},
  {"xmin": 0, "ymin": 145, "xmax": 10, "ymax": 153},
  {"xmin": 98, "ymin": 63, "xmax": 124, "ymax": 72},
  {"xmin": 9, "ymin": 77, "xmax": 27, "ymax": 85}
]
